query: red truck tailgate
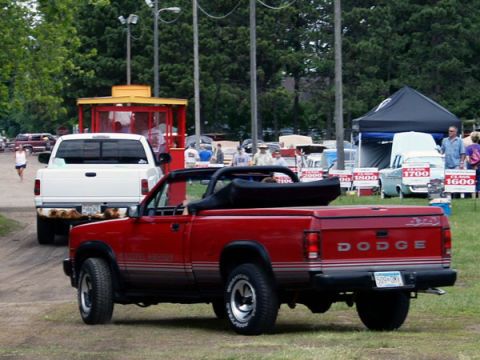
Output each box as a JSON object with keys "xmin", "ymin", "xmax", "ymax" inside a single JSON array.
[{"xmin": 313, "ymin": 205, "xmax": 449, "ymax": 272}]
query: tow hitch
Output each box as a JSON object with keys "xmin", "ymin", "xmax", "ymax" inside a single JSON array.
[{"xmin": 419, "ymin": 288, "xmax": 446, "ymax": 296}]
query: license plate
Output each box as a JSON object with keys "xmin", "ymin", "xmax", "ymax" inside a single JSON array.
[
  {"xmin": 82, "ymin": 204, "xmax": 101, "ymax": 216},
  {"xmin": 374, "ymin": 271, "xmax": 404, "ymax": 288}
]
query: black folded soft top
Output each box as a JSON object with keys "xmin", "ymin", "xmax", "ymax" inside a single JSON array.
[{"xmin": 188, "ymin": 177, "xmax": 341, "ymax": 213}]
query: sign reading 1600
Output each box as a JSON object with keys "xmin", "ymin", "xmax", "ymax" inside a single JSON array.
[
  {"xmin": 444, "ymin": 176, "xmax": 475, "ymax": 186},
  {"xmin": 444, "ymin": 170, "xmax": 476, "ymax": 193}
]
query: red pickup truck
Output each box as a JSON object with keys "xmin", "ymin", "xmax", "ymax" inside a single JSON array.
[{"xmin": 64, "ymin": 166, "xmax": 456, "ymax": 335}]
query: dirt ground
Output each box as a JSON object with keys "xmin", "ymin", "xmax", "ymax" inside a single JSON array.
[{"xmin": 0, "ymin": 153, "xmax": 74, "ymax": 350}]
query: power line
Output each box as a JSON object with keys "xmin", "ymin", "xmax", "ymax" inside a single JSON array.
[
  {"xmin": 256, "ymin": 0, "xmax": 296, "ymax": 10},
  {"xmin": 197, "ymin": 1, "xmax": 243, "ymax": 20}
]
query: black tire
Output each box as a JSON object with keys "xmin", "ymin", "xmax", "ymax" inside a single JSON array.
[
  {"xmin": 212, "ymin": 298, "xmax": 226, "ymax": 319},
  {"xmin": 379, "ymin": 181, "xmax": 391, "ymax": 199},
  {"xmin": 37, "ymin": 216, "xmax": 55, "ymax": 245},
  {"xmin": 56, "ymin": 221, "xmax": 71, "ymax": 237},
  {"xmin": 78, "ymin": 258, "xmax": 114, "ymax": 325},
  {"xmin": 225, "ymin": 263, "xmax": 278, "ymax": 335},
  {"xmin": 356, "ymin": 291, "xmax": 410, "ymax": 331}
]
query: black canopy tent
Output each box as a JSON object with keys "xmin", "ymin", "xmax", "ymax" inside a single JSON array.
[{"xmin": 352, "ymin": 86, "xmax": 461, "ymax": 168}]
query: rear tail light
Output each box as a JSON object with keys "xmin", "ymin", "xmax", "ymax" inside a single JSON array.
[
  {"xmin": 34, "ymin": 179, "xmax": 41, "ymax": 196},
  {"xmin": 442, "ymin": 227, "xmax": 452, "ymax": 258},
  {"xmin": 141, "ymin": 179, "xmax": 149, "ymax": 195},
  {"xmin": 304, "ymin": 231, "xmax": 321, "ymax": 260}
]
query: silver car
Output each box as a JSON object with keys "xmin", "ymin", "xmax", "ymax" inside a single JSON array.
[{"xmin": 380, "ymin": 151, "xmax": 445, "ymax": 198}]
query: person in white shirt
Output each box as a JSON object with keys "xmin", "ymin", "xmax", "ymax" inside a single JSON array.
[
  {"xmin": 272, "ymin": 150, "xmax": 288, "ymax": 167},
  {"xmin": 15, "ymin": 145, "xmax": 28, "ymax": 181},
  {"xmin": 231, "ymin": 146, "xmax": 250, "ymax": 166},
  {"xmin": 252, "ymin": 144, "xmax": 273, "ymax": 166},
  {"xmin": 184, "ymin": 145, "xmax": 199, "ymax": 168}
]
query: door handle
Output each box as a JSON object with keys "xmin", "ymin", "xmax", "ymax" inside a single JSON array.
[
  {"xmin": 171, "ymin": 223, "xmax": 180, "ymax": 232},
  {"xmin": 85, "ymin": 172, "xmax": 97, "ymax": 177}
]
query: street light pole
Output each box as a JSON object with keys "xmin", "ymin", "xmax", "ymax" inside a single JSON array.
[
  {"xmin": 145, "ymin": 1, "xmax": 181, "ymax": 97},
  {"xmin": 118, "ymin": 14, "xmax": 138, "ymax": 85},
  {"xmin": 127, "ymin": 21, "xmax": 132, "ymax": 85},
  {"xmin": 249, "ymin": 0, "xmax": 258, "ymax": 153}
]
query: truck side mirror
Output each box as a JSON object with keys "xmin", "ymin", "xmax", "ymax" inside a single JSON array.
[
  {"xmin": 158, "ymin": 153, "xmax": 171, "ymax": 165},
  {"xmin": 127, "ymin": 205, "xmax": 140, "ymax": 218},
  {"xmin": 38, "ymin": 152, "xmax": 51, "ymax": 164}
]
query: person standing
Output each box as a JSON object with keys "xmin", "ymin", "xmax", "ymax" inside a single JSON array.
[
  {"xmin": 252, "ymin": 144, "xmax": 273, "ymax": 166},
  {"xmin": 184, "ymin": 144, "xmax": 199, "ymax": 168},
  {"xmin": 214, "ymin": 143, "xmax": 224, "ymax": 165},
  {"xmin": 465, "ymin": 131, "xmax": 480, "ymax": 196},
  {"xmin": 441, "ymin": 126, "xmax": 466, "ymax": 169},
  {"xmin": 15, "ymin": 145, "xmax": 27, "ymax": 181},
  {"xmin": 272, "ymin": 150, "xmax": 288, "ymax": 167},
  {"xmin": 231, "ymin": 146, "xmax": 250, "ymax": 166},
  {"xmin": 198, "ymin": 144, "xmax": 213, "ymax": 162}
]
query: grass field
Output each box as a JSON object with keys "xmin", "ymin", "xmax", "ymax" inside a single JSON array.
[
  {"xmin": 0, "ymin": 213, "xmax": 21, "ymax": 236},
  {"xmin": 2, "ymin": 196, "xmax": 480, "ymax": 359}
]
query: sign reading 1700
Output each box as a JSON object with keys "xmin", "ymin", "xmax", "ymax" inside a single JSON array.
[{"xmin": 402, "ymin": 163, "xmax": 430, "ymax": 186}]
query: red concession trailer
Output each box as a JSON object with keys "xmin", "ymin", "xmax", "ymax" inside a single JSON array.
[{"xmin": 76, "ymin": 85, "xmax": 187, "ymax": 172}]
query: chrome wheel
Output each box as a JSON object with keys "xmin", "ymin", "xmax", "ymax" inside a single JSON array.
[
  {"xmin": 225, "ymin": 264, "xmax": 278, "ymax": 335},
  {"xmin": 79, "ymin": 272, "xmax": 93, "ymax": 316},
  {"xmin": 77, "ymin": 258, "xmax": 114, "ymax": 324},
  {"xmin": 230, "ymin": 278, "xmax": 257, "ymax": 323}
]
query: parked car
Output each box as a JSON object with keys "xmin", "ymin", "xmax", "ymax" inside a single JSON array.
[
  {"xmin": 305, "ymin": 149, "xmax": 357, "ymax": 171},
  {"xmin": 14, "ymin": 133, "xmax": 56, "ymax": 153},
  {"xmin": 379, "ymin": 150, "xmax": 445, "ymax": 197}
]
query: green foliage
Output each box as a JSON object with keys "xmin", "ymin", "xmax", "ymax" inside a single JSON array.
[
  {"xmin": 2, "ymin": 0, "xmax": 480, "ymax": 139},
  {"xmin": 0, "ymin": 0, "xmax": 80, "ymax": 136}
]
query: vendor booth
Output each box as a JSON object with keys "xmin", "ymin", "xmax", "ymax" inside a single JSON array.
[
  {"xmin": 76, "ymin": 85, "xmax": 187, "ymax": 172},
  {"xmin": 352, "ymin": 86, "xmax": 461, "ymax": 169}
]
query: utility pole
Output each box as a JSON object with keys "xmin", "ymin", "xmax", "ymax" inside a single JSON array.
[
  {"xmin": 153, "ymin": 0, "xmax": 159, "ymax": 96},
  {"xmin": 250, "ymin": 0, "xmax": 258, "ymax": 153},
  {"xmin": 193, "ymin": 0, "xmax": 201, "ymax": 149},
  {"xmin": 334, "ymin": 0, "xmax": 345, "ymax": 170}
]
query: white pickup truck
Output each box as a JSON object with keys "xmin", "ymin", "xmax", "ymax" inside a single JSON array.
[{"xmin": 35, "ymin": 133, "xmax": 164, "ymax": 244}]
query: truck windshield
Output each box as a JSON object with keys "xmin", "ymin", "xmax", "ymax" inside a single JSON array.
[{"xmin": 55, "ymin": 139, "xmax": 148, "ymax": 164}]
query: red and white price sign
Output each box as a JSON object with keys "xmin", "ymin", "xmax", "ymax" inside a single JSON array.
[
  {"xmin": 300, "ymin": 168, "xmax": 324, "ymax": 182},
  {"xmin": 444, "ymin": 170, "xmax": 476, "ymax": 193},
  {"xmin": 353, "ymin": 168, "xmax": 379, "ymax": 188},
  {"xmin": 195, "ymin": 161, "xmax": 210, "ymax": 168},
  {"xmin": 329, "ymin": 169, "xmax": 353, "ymax": 188},
  {"xmin": 274, "ymin": 173, "xmax": 294, "ymax": 183},
  {"xmin": 402, "ymin": 162, "xmax": 430, "ymax": 185}
]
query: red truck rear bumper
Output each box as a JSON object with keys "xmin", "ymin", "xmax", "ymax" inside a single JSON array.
[{"xmin": 312, "ymin": 269, "xmax": 457, "ymax": 291}]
